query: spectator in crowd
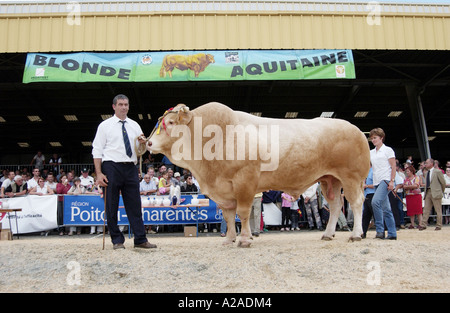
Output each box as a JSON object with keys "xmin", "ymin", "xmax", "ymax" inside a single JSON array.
[
  {"xmin": 250, "ymin": 192, "xmax": 262, "ymax": 236},
  {"xmin": 303, "ymin": 183, "xmax": 323, "ymax": 231},
  {"xmin": 80, "ymin": 168, "xmax": 94, "ymax": 190},
  {"xmin": 389, "ymin": 167, "xmax": 404, "ymax": 229},
  {"xmin": 290, "ymin": 196, "xmax": 301, "ymax": 231},
  {"xmin": 403, "ymin": 166, "xmax": 423, "ymax": 229},
  {"xmin": 29, "ymin": 177, "xmax": 54, "ymax": 195},
  {"xmin": 140, "ymin": 174, "xmax": 157, "ymax": 196},
  {"xmin": 86, "ymin": 178, "xmax": 104, "ymax": 235},
  {"xmin": 158, "ymin": 171, "xmax": 171, "ymax": 195},
  {"xmin": 369, "ymin": 128, "xmax": 397, "ymax": 240},
  {"xmin": 280, "ymin": 192, "xmax": 294, "ymax": 231},
  {"xmin": 27, "ymin": 168, "xmax": 41, "ymax": 190},
  {"xmin": 67, "ymin": 177, "xmax": 86, "ymax": 235},
  {"xmin": 49, "ymin": 153, "xmax": 62, "ymax": 173},
  {"xmin": 168, "ymin": 168, "xmax": 180, "ymax": 187},
  {"xmin": 434, "ymin": 160, "xmax": 444, "ymax": 174},
  {"xmin": 1, "ymin": 171, "xmax": 15, "ymax": 198},
  {"xmin": 158, "ymin": 165, "xmax": 167, "ymax": 179},
  {"xmin": 362, "ymin": 165, "xmax": 375, "ymax": 238},
  {"xmin": 5, "ymin": 175, "xmax": 28, "ymax": 197},
  {"xmin": 444, "ymin": 167, "xmax": 450, "ymax": 187},
  {"xmin": 45, "ymin": 173, "xmax": 57, "ymax": 192},
  {"xmin": 181, "ymin": 175, "xmax": 198, "ymax": 193},
  {"xmin": 67, "ymin": 171, "xmax": 74, "ymax": 187},
  {"xmin": 30, "ymin": 151, "xmax": 45, "ymax": 171},
  {"xmin": 173, "ymin": 172, "xmax": 182, "ymax": 186},
  {"xmin": 146, "ymin": 167, "xmax": 160, "ymax": 186},
  {"xmin": 56, "ymin": 174, "xmax": 72, "ymax": 236},
  {"xmin": 419, "ymin": 158, "xmax": 446, "ymax": 231},
  {"xmin": 444, "ymin": 167, "xmax": 450, "ymax": 225}
]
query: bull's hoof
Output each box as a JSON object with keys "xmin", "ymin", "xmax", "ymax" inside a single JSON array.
[
  {"xmin": 321, "ymin": 235, "xmax": 333, "ymax": 241},
  {"xmin": 348, "ymin": 236, "xmax": 362, "ymax": 242},
  {"xmin": 237, "ymin": 240, "xmax": 252, "ymax": 248},
  {"xmin": 222, "ymin": 238, "xmax": 236, "ymax": 246}
]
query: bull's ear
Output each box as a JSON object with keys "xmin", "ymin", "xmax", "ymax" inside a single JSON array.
[{"xmin": 177, "ymin": 105, "xmax": 192, "ymax": 125}]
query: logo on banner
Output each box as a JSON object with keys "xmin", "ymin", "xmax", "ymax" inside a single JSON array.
[
  {"xmin": 335, "ymin": 65, "xmax": 346, "ymax": 78},
  {"xmin": 141, "ymin": 54, "xmax": 153, "ymax": 65}
]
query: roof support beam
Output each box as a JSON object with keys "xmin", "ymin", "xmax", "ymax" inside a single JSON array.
[{"xmin": 405, "ymin": 84, "xmax": 431, "ymax": 161}]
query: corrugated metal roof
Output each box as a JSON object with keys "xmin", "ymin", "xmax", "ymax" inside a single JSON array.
[{"xmin": 0, "ymin": 1, "xmax": 449, "ymax": 52}]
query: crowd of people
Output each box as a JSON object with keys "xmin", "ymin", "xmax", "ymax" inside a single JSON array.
[{"xmin": 1, "ymin": 145, "xmax": 449, "ymax": 238}]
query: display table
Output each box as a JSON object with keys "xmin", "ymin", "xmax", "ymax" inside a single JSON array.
[{"xmin": 0, "ymin": 208, "xmax": 22, "ymax": 240}]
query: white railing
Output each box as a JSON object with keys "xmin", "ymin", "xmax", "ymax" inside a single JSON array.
[{"xmin": 1, "ymin": 0, "xmax": 449, "ymax": 15}]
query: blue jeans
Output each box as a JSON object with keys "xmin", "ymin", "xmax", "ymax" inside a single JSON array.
[{"xmin": 372, "ymin": 181, "xmax": 397, "ymax": 237}]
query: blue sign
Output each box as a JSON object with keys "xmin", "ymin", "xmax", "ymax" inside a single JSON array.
[{"xmin": 63, "ymin": 194, "xmax": 224, "ymax": 226}]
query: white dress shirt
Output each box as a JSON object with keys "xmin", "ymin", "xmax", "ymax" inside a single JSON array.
[
  {"xmin": 370, "ymin": 144, "xmax": 395, "ymax": 186},
  {"xmin": 92, "ymin": 115, "xmax": 143, "ymax": 164}
]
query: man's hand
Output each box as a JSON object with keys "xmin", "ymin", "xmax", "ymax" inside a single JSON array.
[{"xmin": 96, "ymin": 172, "xmax": 109, "ymax": 187}]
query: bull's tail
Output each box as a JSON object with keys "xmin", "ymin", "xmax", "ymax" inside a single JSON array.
[{"xmin": 160, "ymin": 55, "xmax": 167, "ymax": 77}]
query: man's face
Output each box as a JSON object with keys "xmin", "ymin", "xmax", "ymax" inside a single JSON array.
[
  {"xmin": 15, "ymin": 178, "xmax": 23, "ymax": 186},
  {"xmin": 33, "ymin": 169, "xmax": 40, "ymax": 177},
  {"xmin": 113, "ymin": 99, "xmax": 129, "ymax": 119},
  {"xmin": 425, "ymin": 159, "xmax": 433, "ymax": 169}
]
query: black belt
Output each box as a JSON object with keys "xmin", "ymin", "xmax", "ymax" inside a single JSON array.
[{"xmin": 104, "ymin": 161, "xmax": 135, "ymax": 165}]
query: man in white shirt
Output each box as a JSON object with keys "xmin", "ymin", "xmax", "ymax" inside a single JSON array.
[
  {"xmin": 79, "ymin": 168, "xmax": 94, "ymax": 190},
  {"xmin": 1, "ymin": 171, "xmax": 15, "ymax": 198},
  {"xmin": 140, "ymin": 174, "xmax": 157, "ymax": 196},
  {"xmin": 92, "ymin": 94, "xmax": 156, "ymax": 249},
  {"xmin": 27, "ymin": 168, "xmax": 41, "ymax": 191}
]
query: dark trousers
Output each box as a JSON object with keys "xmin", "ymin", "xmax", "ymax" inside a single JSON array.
[
  {"xmin": 281, "ymin": 207, "xmax": 290, "ymax": 228},
  {"xmin": 362, "ymin": 193, "xmax": 374, "ymax": 235},
  {"xmin": 102, "ymin": 161, "xmax": 147, "ymax": 245}
]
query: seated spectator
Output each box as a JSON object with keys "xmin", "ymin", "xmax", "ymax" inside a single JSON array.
[
  {"xmin": 29, "ymin": 177, "xmax": 54, "ymax": 195},
  {"xmin": 1, "ymin": 171, "xmax": 15, "ymax": 198},
  {"xmin": 158, "ymin": 171, "xmax": 171, "ymax": 195},
  {"xmin": 45, "ymin": 173, "xmax": 58, "ymax": 192},
  {"xmin": 68, "ymin": 177, "xmax": 86, "ymax": 195},
  {"xmin": 27, "ymin": 168, "xmax": 41, "ymax": 190},
  {"xmin": 5, "ymin": 175, "xmax": 28, "ymax": 197},
  {"xmin": 80, "ymin": 168, "xmax": 94, "ymax": 190},
  {"xmin": 140, "ymin": 174, "xmax": 157, "ymax": 196},
  {"xmin": 181, "ymin": 175, "xmax": 198, "ymax": 193}
]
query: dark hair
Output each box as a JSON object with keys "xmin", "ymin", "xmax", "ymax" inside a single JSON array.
[{"xmin": 113, "ymin": 94, "xmax": 129, "ymax": 105}]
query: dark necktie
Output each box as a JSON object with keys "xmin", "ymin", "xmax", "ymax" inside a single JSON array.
[
  {"xmin": 426, "ymin": 170, "xmax": 431, "ymax": 189},
  {"xmin": 120, "ymin": 120, "xmax": 133, "ymax": 157}
]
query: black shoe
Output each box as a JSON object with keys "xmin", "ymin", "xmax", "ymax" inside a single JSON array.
[
  {"xmin": 386, "ymin": 236, "xmax": 397, "ymax": 240},
  {"xmin": 361, "ymin": 233, "xmax": 366, "ymax": 239},
  {"xmin": 375, "ymin": 232, "xmax": 385, "ymax": 239}
]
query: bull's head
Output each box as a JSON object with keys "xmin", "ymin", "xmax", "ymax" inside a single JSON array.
[{"xmin": 147, "ymin": 103, "xmax": 192, "ymax": 155}]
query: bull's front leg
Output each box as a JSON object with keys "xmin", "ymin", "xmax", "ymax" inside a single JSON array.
[
  {"xmin": 222, "ymin": 208, "xmax": 237, "ymax": 246},
  {"xmin": 236, "ymin": 201, "xmax": 253, "ymax": 248}
]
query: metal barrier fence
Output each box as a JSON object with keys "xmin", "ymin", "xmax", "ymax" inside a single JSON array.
[{"xmin": 0, "ymin": 162, "xmax": 167, "ymax": 178}]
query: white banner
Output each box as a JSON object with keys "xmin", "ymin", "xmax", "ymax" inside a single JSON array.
[
  {"xmin": 0, "ymin": 195, "xmax": 57, "ymax": 234},
  {"xmin": 262, "ymin": 203, "xmax": 282, "ymax": 226}
]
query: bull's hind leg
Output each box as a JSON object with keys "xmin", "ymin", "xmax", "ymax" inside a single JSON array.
[
  {"xmin": 343, "ymin": 182, "xmax": 365, "ymax": 242},
  {"xmin": 222, "ymin": 208, "xmax": 237, "ymax": 245},
  {"xmin": 321, "ymin": 180, "xmax": 343, "ymax": 241}
]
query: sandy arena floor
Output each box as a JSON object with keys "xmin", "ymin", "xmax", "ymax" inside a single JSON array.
[{"xmin": 0, "ymin": 226, "xmax": 449, "ymax": 293}]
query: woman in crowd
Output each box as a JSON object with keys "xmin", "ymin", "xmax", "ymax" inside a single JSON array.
[
  {"xmin": 29, "ymin": 177, "xmax": 54, "ymax": 195},
  {"xmin": 67, "ymin": 177, "xmax": 86, "ymax": 235},
  {"xmin": 403, "ymin": 166, "xmax": 423, "ymax": 229},
  {"xmin": 56, "ymin": 174, "xmax": 71, "ymax": 236}
]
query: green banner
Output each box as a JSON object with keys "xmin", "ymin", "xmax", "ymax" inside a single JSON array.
[{"xmin": 23, "ymin": 50, "xmax": 355, "ymax": 83}]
